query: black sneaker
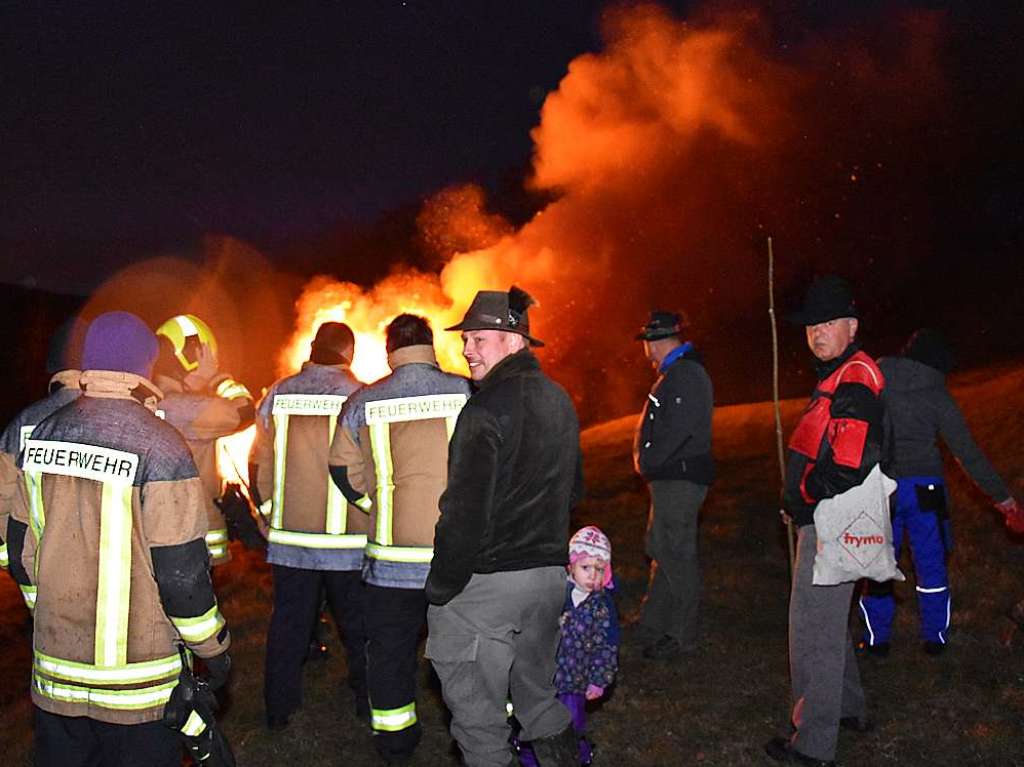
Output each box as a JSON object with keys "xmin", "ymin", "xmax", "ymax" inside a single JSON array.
[
  {"xmin": 923, "ymin": 641, "xmax": 946, "ymax": 656},
  {"xmin": 854, "ymin": 640, "xmax": 890, "ymax": 658},
  {"xmin": 764, "ymin": 737, "xmax": 835, "ymax": 766}
]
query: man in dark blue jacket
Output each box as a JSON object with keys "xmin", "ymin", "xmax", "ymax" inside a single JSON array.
[{"xmin": 632, "ymin": 310, "xmax": 714, "ymax": 660}]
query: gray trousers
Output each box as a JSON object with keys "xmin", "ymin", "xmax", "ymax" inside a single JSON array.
[
  {"xmin": 427, "ymin": 567, "xmax": 570, "ymax": 767},
  {"xmin": 788, "ymin": 526, "xmax": 866, "ymax": 761},
  {"xmin": 640, "ymin": 479, "xmax": 707, "ymax": 647}
]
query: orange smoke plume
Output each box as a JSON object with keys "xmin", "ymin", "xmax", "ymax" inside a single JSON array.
[{"xmin": 278, "ymin": 5, "xmax": 788, "ymax": 394}]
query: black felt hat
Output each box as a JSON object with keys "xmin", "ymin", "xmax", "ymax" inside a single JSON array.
[
  {"xmin": 635, "ymin": 310, "xmax": 687, "ymax": 341},
  {"xmin": 445, "ymin": 286, "xmax": 544, "ymax": 347},
  {"xmin": 787, "ymin": 275, "xmax": 859, "ymax": 325}
]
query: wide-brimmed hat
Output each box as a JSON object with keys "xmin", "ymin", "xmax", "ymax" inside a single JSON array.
[
  {"xmin": 787, "ymin": 275, "xmax": 859, "ymax": 326},
  {"xmin": 445, "ymin": 286, "xmax": 544, "ymax": 347},
  {"xmin": 635, "ymin": 310, "xmax": 687, "ymax": 341}
]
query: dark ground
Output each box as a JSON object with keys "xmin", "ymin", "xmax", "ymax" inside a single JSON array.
[{"xmin": 1, "ymin": 362, "xmax": 1023, "ymax": 765}]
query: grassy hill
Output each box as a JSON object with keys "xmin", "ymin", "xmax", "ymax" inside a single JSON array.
[{"xmin": 1, "ymin": 363, "xmax": 1022, "ymax": 765}]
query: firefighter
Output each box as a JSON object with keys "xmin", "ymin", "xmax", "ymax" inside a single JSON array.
[
  {"xmin": 249, "ymin": 322, "xmax": 369, "ymax": 730},
  {"xmin": 329, "ymin": 314, "xmax": 471, "ymax": 764},
  {"xmin": 0, "ymin": 317, "xmax": 87, "ymax": 576},
  {"xmin": 6, "ymin": 311, "xmax": 231, "ymax": 766},
  {"xmin": 154, "ymin": 314, "xmax": 254, "ymax": 565}
]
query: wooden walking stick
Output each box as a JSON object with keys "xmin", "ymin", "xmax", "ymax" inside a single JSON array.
[{"xmin": 768, "ymin": 236, "xmax": 796, "ymax": 573}]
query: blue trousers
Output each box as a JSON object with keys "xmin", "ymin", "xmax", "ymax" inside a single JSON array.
[{"xmin": 859, "ymin": 476, "xmax": 951, "ymax": 646}]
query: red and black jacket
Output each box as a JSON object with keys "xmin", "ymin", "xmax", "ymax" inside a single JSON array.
[{"xmin": 783, "ymin": 343, "xmax": 885, "ymax": 527}]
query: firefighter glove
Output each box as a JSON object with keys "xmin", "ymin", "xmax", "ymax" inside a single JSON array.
[{"xmin": 203, "ymin": 651, "xmax": 232, "ymax": 692}]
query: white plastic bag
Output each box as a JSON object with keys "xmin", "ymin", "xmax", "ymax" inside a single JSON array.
[{"xmin": 812, "ymin": 465, "xmax": 904, "ymax": 586}]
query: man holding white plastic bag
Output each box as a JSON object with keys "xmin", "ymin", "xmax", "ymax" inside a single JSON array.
[{"xmin": 765, "ymin": 275, "xmax": 890, "ymax": 767}]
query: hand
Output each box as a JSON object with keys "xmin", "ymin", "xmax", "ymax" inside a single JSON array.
[
  {"xmin": 201, "ymin": 651, "xmax": 231, "ymax": 692},
  {"xmin": 779, "ymin": 509, "xmax": 793, "ymax": 525},
  {"xmin": 184, "ymin": 345, "xmax": 219, "ymax": 392},
  {"xmin": 585, "ymin": 684, "xmax": 604, "ymax": 701},
  {"xmin": 996, "ymin": 498, "xmax": 1024, "ymax": 535}
]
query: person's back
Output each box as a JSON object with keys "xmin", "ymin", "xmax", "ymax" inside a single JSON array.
[
  {"xmin": 6, "ymin": 312, "xmax": 231, "ymax": 767},
  {"xmin": 255, "ymin": 361, "xmax": 365, "ymax": 557},
  {"xmin": 859, "ymin": 329, "xmax": 1021, "ymax": 657},
  {"xmin": 329, "ymin": 314, "xmax": 470, "ymax": 763}
]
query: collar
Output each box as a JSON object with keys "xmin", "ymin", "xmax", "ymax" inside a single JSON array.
[
  {"xmin": 81, "ymin": 370, "xmax": 164, "ymax": 411},
  {"xmin": 302, "ymin": 360, "xmax": 351, "ymax": 373},
  {"xmin": 48, "ymin": 369, "xmax": 81, "ymax": 393},
  {"xmin": 387, "ymin": 344, "xmax": 438, "ymax": 370},
  {"xmin": 658, "ymin": 341, "xmax": 694, "ymax": 373},
  {"xmin": 814, "ymin": 341, "xmax": 860, "ymax": 381},
  {"xmin": 478, "ymin": 348, "xmax": 539, "ymax": 390}
]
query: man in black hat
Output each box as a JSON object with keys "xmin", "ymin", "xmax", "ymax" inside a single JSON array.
[
  {"xmin": 766, "ymin": 275, "xmax": 881, "ymax": 767},
  {"xmin": 632, "ymin": 310, "xmax": 715, "ymax": 660},
  {"xmin": 426, "ymin": 286, "xmax": 584, "ymax": 767}
]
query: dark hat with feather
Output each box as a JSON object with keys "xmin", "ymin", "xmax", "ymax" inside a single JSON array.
[{"xmin": 445, "ymin": 286, "xmax": 544, "ymax": 347}]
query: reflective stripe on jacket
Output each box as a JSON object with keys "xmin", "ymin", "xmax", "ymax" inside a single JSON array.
[
  {"xmin": 330, "ymin": 345, "xmax": 470, "ymax": 588},
  {"xmin": 251, "ymin": 362, "xmax": 366, "ymax": 570},
  {"xmin": 10, "ymin": 370, "xmax": 230, "ymax": 725}
]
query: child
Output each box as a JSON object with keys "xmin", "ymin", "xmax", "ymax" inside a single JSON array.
[{"xmin": 518, "ymin": 525, "xmax": 620, "ymax": 766}]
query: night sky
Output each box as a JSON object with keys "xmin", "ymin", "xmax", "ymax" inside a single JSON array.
[
  {"xmin": 2, "ymin": 1, "xmax": 1022, "ymax": 328},
  {"xmin": 3, "ymin": 1, "xmax": 615, "ymax": 291}
]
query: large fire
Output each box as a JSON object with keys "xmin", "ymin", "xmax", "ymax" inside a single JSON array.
[{"xmin": 214, "ymin": 3, "xmax": 943, "ymax": 491}]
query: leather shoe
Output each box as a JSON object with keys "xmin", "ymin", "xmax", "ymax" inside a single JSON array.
[
  {"xmin": 839, "ymin": 716, "xmax": 874, "ymax": 733},
  {"xmin": 764, "ymin": 737, "xmax": 835, "ymax": 766}
]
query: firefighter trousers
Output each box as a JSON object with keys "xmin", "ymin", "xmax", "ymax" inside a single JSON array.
[
  {"xmin": 33, "ymin": 707, "xmax": 181, "ymax": 767},
  {"xmin": 365, "ymin": 583, "xmax": 427, "ymax": 761},
  {"xmin": 264, "ymin": 565, "xmax": 367, "ymax": 721},
  {"xmin": 859, "ymin": 476, "xmax": 951, "ymax": 646}
]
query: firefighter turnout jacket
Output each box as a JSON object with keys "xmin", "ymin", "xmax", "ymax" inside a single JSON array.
[
  {"xmin": 156, "ymin": 372, "xmax": 254, "ymax": 564},
  {"xmin": 7, "ymin": 370, "xmax": 231, "ymax": 725},
  {"xmin": 251, "ymin": 361, "xmax": 366, "ymax": 570},
  {"xmin": 0, "ymin": 370, "xmax": 81, "ymax": 571},
  {"xmin": 329, "ymin": 344, "xmax": 471, "ymax": 589}
]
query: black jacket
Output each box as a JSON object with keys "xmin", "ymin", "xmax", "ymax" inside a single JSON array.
[
  {"xmin": 426, "ymin": 349, "xmax": 583, "ymax": 605},
  {"xmin": 633, "ymin": 347, "xmax": 714, "ymax": 484},
  {"xmin": 880, "ymin": 356, "xmax": 1009, "ymax": 501}
]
